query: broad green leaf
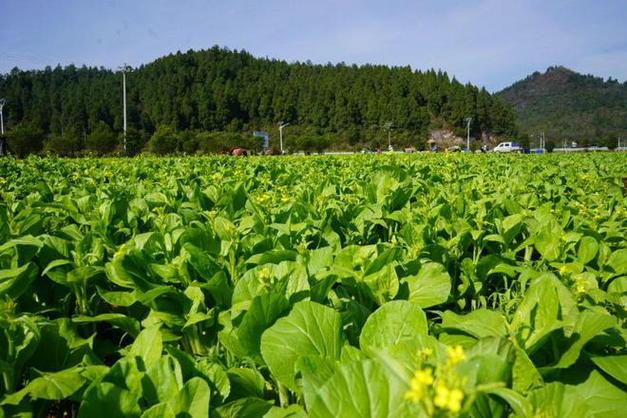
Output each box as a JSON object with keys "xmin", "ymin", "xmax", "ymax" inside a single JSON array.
[
  {"xmin": 438, "ymin": 332, "xmax": 479, "ymax": 348},
  {"xmin": 263, "ymin": 404, "xmax": 307, "ymax": 418},
  {"xmin": 143, "ymin": 355, "xmax": 183, "ymax": 405},
  {"xmin": 260, "ymin": 301, "xmax": 343, "ymax": 390},
  {"xmin": 165, "ymin": 347, "xmax": 230, "ymax": 404},
  {"xmin": 237, "ymin": 291, "xmax": 290, "ymax": 358},
  {"xmin": 0, "ymin": 263, "xmax": 38, "ymax": 299},
  {"xmin": 72, "ymin": 313, "xmax": 140, "ymax": 338},
  {"xmin": 306, "ymin": 246, "xmax": 335, "ymax": 275},
  {"xmin": 568, "ymin": 370, "xmax": 627, "ymax": 418},
  {"xmin": 306, "ymin": 359, "xmax": 411, "ymax": 418},
  {"xmin": 607, "ymin": 276, "xmax": 627, "ymax": 293},
  {"xmin": 27, "ymin": 319, "xmax": 93, "ymax": 372},
  {"xmin": 214, "ymin": 217, "xmax": 237, "ymax": 242},
  {"xmin": 359, "ymin": 300, "xmax": 427, "ymax": 352},
  {"xmin": 97, "ymin": 356, "xmax": 145, "ymax": 399},
  {"xmin": 218, "ymin": 311, "xmax": 248, "ymax": 358},
  {"xmin": 534, "ymin": 220, "xmax": 562, "ymax": 261},
  {"xmin": 376, "ymin": 334, "xmax": 446, "ymax": 372},
  {"xmin": 511, "ymin": 274, "xmax": 562, "ymax": 353},
  {"xmin": 483, "ymin": 387, "xmax": 532, "ymax": 417},
  {"xmin": 296, "ymin": 355, "xmax": 339, "ymax": 409},
  {"xmin": 0, "ymin": 235, "xmax": 43, "ymax": 252},
  {"xmin": 245, "ymin": 250, "xmax": 298, "ymax": 265},
  {"xmin": 527, "ymin": 382, "xmax": 590, "ymax": 418},
  {"xmin": 140, "ymin": 403, "xmax": 175, "ymax": 418},
  {"xmin": 607, "ymin": 249, "xmax": 627, "ymax": 276},
  {"xmin": 577, "ymin": 236, "xmax": 598, "ymax": 265},
  {"xmin": 41, "ymin": 259, "xmax": 73, "ymax": 276},
  {"xmin": 79, "ymin": 382, "xmax": 142, "ymax": 418},
  {"xmin": 168, "ymin": 377, "xmax": 210, "ymax": 418},
  {"xmin": 549, "ymin": 310, "xmax": 615, "ymax": 369},
  {"xmin": 1, "ymin": 368, "xmax": 86, "ymax": 405},
  {"xmin": 361, "ymin": 263, "xmax": 399, "ymax": 305},
  {"xmin": 183, "ymin": 243, "xmax": 221, "ymax": 279},
  {"xmin": 214, "ymin": 397, "xmax": 272, "ymax": 418},
  {"xmin": 67, "ymin": 266, "xmax": 103, "ymax": 284},
  {"xmin": 332, "ymin": 245, "xmax": 377, "ymax": 274},
  {"xmin": 591, "ymin": 355, "xmax": 627, "ymax": 384},
  {"xmin": 196, "ymin": 360, "xmax": 230, "ymax": 404},
  {"xmin": 201, "ymin": 271, "xmax": 232, "ymax": 307},
  {"xmin": 512, "ymin": 348, "xmax": 543, "ymax": 393},
  {"xmin": 226, "ymin": 368, "xmax": 266, "ymax": 400},
  {"xmin": 404, "ymin": 262, "xmax": 451, "ymax": 308},
  {"xmin": 441, "ymin": 309, "xmax": 508, "ymax": 339},
  {"xmin": 129, "ymin": 325, "xmax": 163, "ymax": 367},
  {"xmin": 96, "ymin": 286, "xmax": 137, "ymax": 307},
  {"xmin": 364, "ymin": 247, "xmax": 401, "ymax": 276}
]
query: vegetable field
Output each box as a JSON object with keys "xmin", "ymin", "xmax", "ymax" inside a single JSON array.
[{"xmin": 0, "ymin": 153, "xmax": 626, "ymax": 418}]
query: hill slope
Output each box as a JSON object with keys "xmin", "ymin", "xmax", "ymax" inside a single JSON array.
[
  {"xmin": 497, "ymin": 66, "xmax": 627, "ymax": 145},
  {"xmin": 0, "ymin": 46, "xmax": 515, "ymax": 154}
]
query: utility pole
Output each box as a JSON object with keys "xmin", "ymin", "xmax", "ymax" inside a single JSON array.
[
  {"xmin": 119, "ymin": 65, "xmax": 131, "ymax": 155},
  {"xmin": 279, "ymin": 121, "xmax": 290, "ymax": 154},
  {"xmin": 534, "ymin": 132, "xmax": 545, "ymax": 149},
  {"xmin": 465, "ymin": 117, "xmax": 472, "ymax": 151},
  {"xmin": 0, "ymin": 99, "xmax": 5, "ymax": 156},
  {"xmin": 0, "ymin": 98, "xmax": 5, "ymax": 136},
  {"xmin": 383, "ymin": 121, "xmax": 393, "ymax": 151}
]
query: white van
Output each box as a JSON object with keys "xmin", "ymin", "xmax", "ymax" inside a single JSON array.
[{"xmin": 493, "ymin": 142, "xmax": 522, "ymax": 153}]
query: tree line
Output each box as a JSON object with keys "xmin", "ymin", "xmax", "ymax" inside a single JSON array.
[{"xmin": 0, "ymin": 46, "xmax": 517, "ymax": 156}]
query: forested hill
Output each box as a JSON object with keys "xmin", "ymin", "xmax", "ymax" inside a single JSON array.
[
  {"xmin": 0, "ymin": 46, "xmax": 515, "ymax": 154},
  {"xmin": 497, "ymin": 66, "xmax": 627, "ymax": 145}
]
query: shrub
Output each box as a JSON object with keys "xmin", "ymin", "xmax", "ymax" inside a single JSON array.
[
  {"xmin": 6, "ymin": 123, "xmax": 45, "ymax": 157},
  {"xmin": 149, "ymin": 125, "xmax": 179, "ymax": 155},
  {"xmin": 86, "ymin": 121, "xmax": 117, "ymax": 155}
]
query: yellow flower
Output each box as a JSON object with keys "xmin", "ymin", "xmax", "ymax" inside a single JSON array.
[
  {"xmin": 446, "ymin": 345, "xmax": 466, "ymax": 365},
  {"xmin": 405, "ymin": 368, "xmax": 433, "ymax": 403},
  {"xmin": 573, "ymin": 276, "xmax": 588, "ymax": 295},
  {"xmin": 434, "ymin": 383, "xmax": 464, "ymax": 413},
  {"xmin": 257, "ymin": 267, "xmax": 274, "ymax": 286},
  {"xmin": 404, "ymin": 383, "xmax": 424, "ymax": 403},
  {"xmin": 414, "ymin": 368, "xmax": 434, "ymax": 385},
  {"xmin": 418, "ymin": 347, "xmax": 434, "ymax": 358},
  {"xmin": 559, "ymin": 264, "xmax": 568, "ymax": 274}
]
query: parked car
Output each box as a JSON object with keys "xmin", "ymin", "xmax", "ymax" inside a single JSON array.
[{"xmin": 493, "ymin": 142, "xmax": 522, "ymax": 153}]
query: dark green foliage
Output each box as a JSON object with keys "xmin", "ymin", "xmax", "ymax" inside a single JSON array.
[
  {"xmin": 123, "ymin": 127, "xmax": 147, "ymax": 156},
  {"xmin": 85, "ymin": 121, "xmax": 117, "ymax": 155},
  {"xmin": 294, "ymin": 133, "xmax": 332, "ymax": 153},
  {"xmin": 179, "ymin": 130, "xmax": 199, "ymax": 154},
  {"xmin": 0, "ymin": 47, "xmax": 515, "ymax": 155},
  {"xmin": 5, "ymin": 123, "xmax": 45, "ymax": 157},
  {"xmin": 498, "ymin": 66, "xmax": 627, "ymax": 145},
  {"xmin": 149, "ymin": 125, "xmax": 179, "ymax": 155},
  {"xmin": 44, "ymin": 127, "xmax": 82, "ymax": 156}
]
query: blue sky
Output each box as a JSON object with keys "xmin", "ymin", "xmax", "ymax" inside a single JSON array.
[{"xmin": 1, "ymin": 0, "xmax": 626, "ymax": 91}]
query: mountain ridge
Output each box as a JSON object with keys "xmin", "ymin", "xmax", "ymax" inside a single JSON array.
[{"xmin": 497, "ymin": 66, "xmax": 627, "ymax": 145}]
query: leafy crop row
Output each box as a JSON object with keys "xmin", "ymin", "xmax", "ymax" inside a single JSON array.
[{"xmin": 0, "ymin": 153, "xmax": 625, "ymax": 417}]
